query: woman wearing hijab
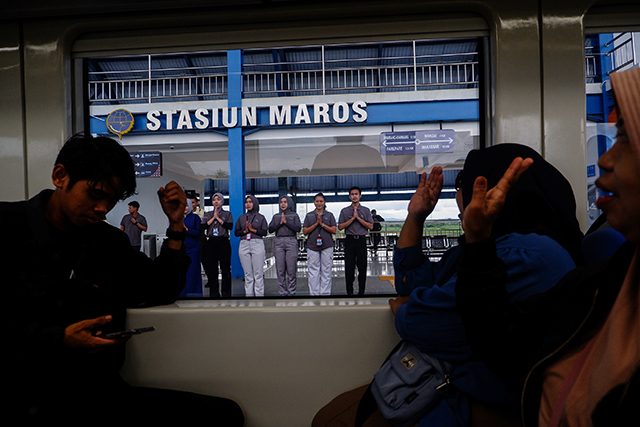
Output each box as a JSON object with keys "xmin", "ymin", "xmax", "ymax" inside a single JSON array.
[
  {"xmin": 201, "ymin": 192, "xmax": 234, "ymax": 298},
  {"xmin": 303, "ymin": 193, "xmax": 338, "ymax": 296},
  {"xmin": 455, "ymin": 69, "xmax": 640, "ymax": 427},
  {"xmin": 313, "ymin": 143, "xmax": 583, "ymax": 427},
  {"xmin": 269, "ymin": 195, "xmax": 302, "ymax": 296},
  {"xmin": 180, "ymin": 198, "xmax": 203, "ymax": 297},
  {"xmin": 235, "ymin": 195, "xmax": 268, "ymax": 297}
]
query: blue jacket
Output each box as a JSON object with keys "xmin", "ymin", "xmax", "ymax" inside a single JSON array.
[{"xmin": 393, "ymin": 232, "xmax": 576, "ymax": 426}]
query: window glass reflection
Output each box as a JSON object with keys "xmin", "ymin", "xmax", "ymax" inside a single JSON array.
[{"xmin": 88, "ymin": 37, "xmax": 482, "ymax": 298}]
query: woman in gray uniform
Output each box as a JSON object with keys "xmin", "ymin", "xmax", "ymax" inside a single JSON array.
[
  {"xmin": 303, "ymin": 193, "xmax": 337, "ymax": 296},
  {"xmin": 269, "ymin": 195, "xmax": 302, "ymax": 296},
  {"xmin": 235, "ymin": 195, "xmax": 268, "ymax": 297}
]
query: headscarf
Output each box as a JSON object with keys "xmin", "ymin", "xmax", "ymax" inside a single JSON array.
[
  {"xmin": 610, "ymin": 67, "xmax": 640, "ymax": 155},
  {"xmin": 461, "ymin": 143, "xmax": 584, "ymax": 264},
  {"xmin": 279, "ymin": 195, "xmax": 294, "ymax": 213},
  {"xmin": 184, "ymin": 198, "xmax": 193, "ymax": 217},
  {"xmin": 212, "ymin": 192, "xmax": 225, "ymax": 206},
  {"xmin": 246, "ymin": 195, "xmax": 260, "ymax": 214}
]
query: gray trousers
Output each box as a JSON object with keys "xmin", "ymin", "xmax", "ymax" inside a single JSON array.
[
  {"xmin": 274, "ymin": 236, "xmax": 299, "ymax": 296},
  {"xmin": 239, "ymin": 238, "xmax": 265, "ymax": 297},
  {"xmin": 307, "ymin": 246, "xmax": 333, "ymax": 296}
]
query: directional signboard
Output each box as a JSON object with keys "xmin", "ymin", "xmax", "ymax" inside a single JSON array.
[
  {"xmin": 130, "ymin": 152, "xmax": 162, "ymax": 177},
  {"xmin": 380, "ymin": 130, "xmax": 455, "ymax": 155}
]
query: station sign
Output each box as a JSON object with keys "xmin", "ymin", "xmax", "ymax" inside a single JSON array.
[
  {"xmin": 145, "ymin": 101, "xmax": 368, "ymax": 131},
  {"xmin": 130, "ymin": 151, "xmax": 162, "ymax": 177},
  {"xmin": 380, "ymin": 130, "xmax": 455, "ymax": 155}
]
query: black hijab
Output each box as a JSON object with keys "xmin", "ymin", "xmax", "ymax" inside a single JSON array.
[{"xmin": 461, "ymin": 143, "xmax": 584, "ymax": 265}]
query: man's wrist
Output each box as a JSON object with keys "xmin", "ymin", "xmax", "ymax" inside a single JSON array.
[
  {"xmin": 167, "ymin": 220, "xmax": 184, "ymax": 231},
  {"xmin": 166, "ymin": 227, "xmax": 187, "ymax": 242}
]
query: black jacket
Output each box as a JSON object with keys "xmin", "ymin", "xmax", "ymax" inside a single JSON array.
[
  {"xmin": 4, "ymin": 190, "xmax": 189, "ymax": 417},
  {"xmin": 455, "ymin": 238, "xmax": 639, "ymax": 427}
]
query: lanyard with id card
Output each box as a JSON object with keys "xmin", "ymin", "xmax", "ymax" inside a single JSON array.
[{"xmin": 316, "ymin": 216, "xmax": 323, "ymax": 246}]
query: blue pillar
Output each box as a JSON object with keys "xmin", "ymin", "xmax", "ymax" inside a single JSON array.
[{"xmin": 228, "ymin": 50, "xmax": 245, "ymax": 279}]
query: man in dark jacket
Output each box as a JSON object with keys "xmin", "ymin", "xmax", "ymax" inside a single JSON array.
[{"xmin": 5, "ymin": 134, "xmax": 243, "ymax": 424}]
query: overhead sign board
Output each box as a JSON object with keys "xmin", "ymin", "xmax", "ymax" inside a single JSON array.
[
  {"xmin": 380, "ymin": 130, "xmax": 455, "ymax": 155},
  {"xmin": 130, "ymin": 152, "xmax": 162, "ymax": 177}
]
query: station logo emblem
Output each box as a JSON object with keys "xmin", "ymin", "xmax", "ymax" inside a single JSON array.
[{"xmin": 106, "ymin": 109, "xmax": 134, "ymax": 140}]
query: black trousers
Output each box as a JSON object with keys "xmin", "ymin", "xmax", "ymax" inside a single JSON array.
[
  {"xmin": 344, "ymin": 235, "xmax": 367, "ymax": 295},
  {"xmin": 202, "ymin": 236, "xmax": 232, "ymax": 298},
  {"xmin": 371, "ymin": 232, "xmax": 382, "ymax": 250}
]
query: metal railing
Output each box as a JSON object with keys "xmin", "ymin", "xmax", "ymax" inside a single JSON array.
[
  {"xmin": 89, "ymin": 59, "xmax": 228, "ymax": 104},
  {"xmin": 586, "ymin": 33, "xmax": 638, "ymax": 81},
  {"xmin": 290, "ymin": 219, "xmax": 461, "ymax": 263},
  {"xmin": 88, "ymin": 44, "xmax": 478, "ymax": 105},
  {"xmin": 242, "ymin": 51, "xmax": 479, "ymax": 97},
  {"xmin": 606, "ymin": 33, "xmax": 636, "ymax": 74},
  {"xmin": 585, "ymin": 45, "xmax": 598, "ymax": 80}
]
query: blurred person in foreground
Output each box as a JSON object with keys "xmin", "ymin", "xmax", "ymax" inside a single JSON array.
[
  {"xmin": 314, "ymin": 143, "xmax": 583, "ymax": 427},
  {"xmin": 4, "ymin": 134, "xmax": 243, "ymax": 425},
  {"xmin": 455, "ymin": 67, "xmax": 640, "ymax": 427}
]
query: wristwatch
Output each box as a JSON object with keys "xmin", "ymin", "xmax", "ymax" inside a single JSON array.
[{"xmin": 166, "ymin": 227, "xmax": 187, "ymax": 241}]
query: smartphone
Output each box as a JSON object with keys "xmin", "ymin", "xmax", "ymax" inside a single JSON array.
[{"xmin": 100, "ymin": 326, "xmax": 155, "ymax": 339}]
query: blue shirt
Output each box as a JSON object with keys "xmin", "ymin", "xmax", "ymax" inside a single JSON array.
[{"xmin": 393, "ymin": 232, "xmax": 577, "ymax": 426}]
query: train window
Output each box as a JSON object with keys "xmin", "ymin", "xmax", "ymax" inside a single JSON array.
[
  {"xmin": 584, "ymin": 31, "xmax": 640, "ymax": 227},
  {"xmin": 82, "ymin": 35, "xmax": 485, "ymax": 299}
]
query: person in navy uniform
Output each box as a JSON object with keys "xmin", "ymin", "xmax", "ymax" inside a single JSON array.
[{"xmin": 180, "ymin": 198, "xmax": 203, "ymax": 297}]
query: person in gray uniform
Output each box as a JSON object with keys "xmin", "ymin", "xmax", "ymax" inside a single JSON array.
[
  {"xmin": 338, "ymin": 186, "xmax": 373, "ymax": 295},
  {"xmin": 235, "ymin": 195, "xmax": 268, "ymax": 297},
  {"xmin": 120, "ymin": 200, "xmax": 148, "ymax": 251},
  {"xmin": 303, "ymin": 193, "xmax": 337, "ymax": 296},
  {"xmin": 201, "ymin": 193, "xmax": 234, "ymax": 298},
  {"xmin": 269, "ymin": 195, "xmax": 302, "ymax": 296}
]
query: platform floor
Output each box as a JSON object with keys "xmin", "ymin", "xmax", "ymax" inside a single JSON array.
[{"xmin": 199, "ymin": 248, "xmax": 398, "ymax": 298}]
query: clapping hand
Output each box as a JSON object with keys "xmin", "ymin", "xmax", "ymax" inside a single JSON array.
[
  {"xmin": 463, "ymin": 157, "xmax": 533, "ymax": 243},
  {"xmin": 407, "ymin": 167, "xmax": 443, "ymax": 221}
]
